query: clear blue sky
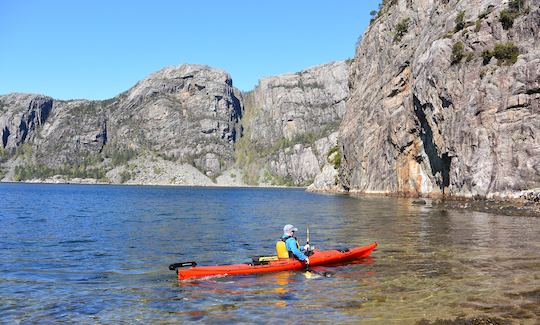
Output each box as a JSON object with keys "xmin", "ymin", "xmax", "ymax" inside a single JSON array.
[{"xmin": 0, "ymin": 0, "xmax": 379, "ymax": 100}]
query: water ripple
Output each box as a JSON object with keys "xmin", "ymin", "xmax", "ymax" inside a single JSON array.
[{"xmin": 0, "ymin": 183, "xmax": 539, "ymax": 324}]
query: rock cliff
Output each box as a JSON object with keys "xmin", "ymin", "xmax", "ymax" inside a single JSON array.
[
  {"xmin": 338, "ymin": 0, "xmax": 539, "ymax": 198},
  {"xmin": 0, "ymin": 65, "xmax": 243, "ymax": 183},
  {"xmin": 237, "ymin": 61, "xmax": 348, "ymax": 185},
  {"xmin": 106, "ymin": 64, "xmax": 242, "ymax": 177},
  {"xmin": 0, "ymin": 62, "xmax": 347, "ymax": 186},
  {"xmin": 0, "ymin": 93, "xmax": 53, "ymax": 151}
]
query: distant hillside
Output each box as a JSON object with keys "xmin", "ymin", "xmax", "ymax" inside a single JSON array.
[{"xmin": 0, "ymin": 62, "xmax": 348, "ymax": 187}]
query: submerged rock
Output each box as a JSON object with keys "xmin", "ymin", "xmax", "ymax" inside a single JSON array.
[{"xmin": 416, "ymin": 316, "xmax": 505, "ymax": 325}]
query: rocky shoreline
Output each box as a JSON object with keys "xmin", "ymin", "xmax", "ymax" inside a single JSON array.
[
  {"xmin": 416, "ymin": 316, "xmax": 506, "ymax": 325},
  {"xmin": 431, "ymin": 196, "xmax": 540, "ymax": 218},
  {"xmin": 344, "ymin": 190, "xmax": 540, "ymax": 218}
]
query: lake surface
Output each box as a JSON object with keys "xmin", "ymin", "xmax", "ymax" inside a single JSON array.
[{"xmin": 1, "ymin": 183, "xmax": 539, "ymax": 324}]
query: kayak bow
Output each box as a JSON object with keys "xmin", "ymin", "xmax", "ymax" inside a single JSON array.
[{"xmin": 172, "ymin": 242, "xmax": 377, "ymax": 280}]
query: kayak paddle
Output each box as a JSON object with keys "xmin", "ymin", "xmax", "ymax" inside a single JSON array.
[
  {"xmin": 307, "ymin": 226, "xmax": 310, "ymax": 249},
  {"xmin": 169, "ymin": 261, "xmax": 197, "ymax": 270},
  {"xmin": 304, "ymin": 226, "xmax": 327, "ymax": 277},
  {"xmin": 305, "ymin": 266, "xmax": 334, "ymax": 278}
]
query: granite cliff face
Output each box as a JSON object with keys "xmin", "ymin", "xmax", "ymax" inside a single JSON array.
[
  {"xmin": 0, "ymin": 65, "xmax": 243, "ymax": 183},
  {"xmin": 106, "ymin": 64, "xmax": 242, "ymax": 177},
  {"xmin": 33, "ymin": 99, "xmax": 109, "ymax": 168},
  {"xmin": 0, "ymin": 62, "xmax": 347, "ymax": 186},
  {"xmin": 0, "ymin": 94, "xmax": 53, "ymax": 151},
  {"xmin": 337, "ymin": 0, "xmax": 539, "ymax": 198},
  {"xmin": 244, "ymin": 61, "xmax": 348, "ymax": 146},
  {"xmin": 237, "ymin": 61, "xmax": 348, "ymax": 185}
]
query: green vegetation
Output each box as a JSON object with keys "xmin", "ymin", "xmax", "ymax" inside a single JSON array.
[
  {"xmin": 482, "ymin": 43, "xmax": 519, "ymax": 65},
  {"xmin": 75, "ymin": 101, "xmax": 101, "ymax": 115},
  {"xmin": 500, "ymin": 9, "xmax": 518, "ymax": 29},
  {"xmin": 263, "ymin": 170, "xmax": 295, "ymax": 187},
  {"xmin": 345, "ymin": 58, "xmax": 355, "ymax": 65},
  {"xmin": 102, "ymin": 143, "xmax": 138, "ymax": 166},
  {"xmin": 451, "ymin": 42, "xmax": 465, "ymax": 65},
  {"xmin": 327, "ymin": 145, "xmax": 341, "ymax": 169},
  {"xmin": 13, "ymin": 163, "xmax": 106, "ymax": 181},
  {"xmin": 465, "ymin": 52, "xmax": 475, "ymax": 62},
  {"xmin": 15, "ymin": 142, "xmax": 33, "ymax": 161},
  {"xmin": 369, "ymin": 10, "xmax": 378, "ymax": 24},
  {"xmin": 0, "ymin": 148, "xmax": 8, "ymax": 163},
  {"xmin": 393, "ymin": 18, "xmax": 410, "ymax": 43},
  {"xmin": 370, "ymin": 0, "xmax": 398, "ymax": 23},
  {"xmin": 474, "ymin": 19, "xmax": 482, "ymax": 32},
  {"xmin": 269, "ymin": 132, "xmax": 321, "ymax": 153},
  {"xmin": 153, "ymin": 166, "xmax": 162, "ymax": 175},
  {"xmin": 236, "ymin": 122, "xmax": 338, "ymax": 185},
  {"xmin": 234, "ymin": 93, "xmax": 263, "ymax": 185},
  {"xmin": 81, "ymin": 154, "xmax": 104, "ymax": 167},
  {"xmin": 272, "ymin": 175, "xmax": 295, "ymax": 187},
  {"xmin": 452, "ymin": 10, "xmax": 475, "ymax": 34},
  {"xmin": 499, "ymin": 0, "xmax": 527, "ymax": 30},
  {"xmin": 493, "ymin": 43, "xmax": 520, "ymax": 65},
  {"xmin": 5, "ymin": 138, "xmax": 116, "ymax": 182},
  {"xmin": 235, "ymin": 91, "xmax": 340, "ymax": 186},
  {"xmin": 454, "ymin": 11, "xmax": 466, "ymax": 32},
  {"xmin": 119, "ymin": 170, "xmax": 131, "ymax": 183}
]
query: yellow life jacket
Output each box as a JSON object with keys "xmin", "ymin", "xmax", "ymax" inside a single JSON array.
[
  {"xmin": 276, "ymin": 236, "xmax": 300, "ymax": 259},
  {"xmin": 276, "ymin": 241, "xmax": 289, "ymax": 258}
]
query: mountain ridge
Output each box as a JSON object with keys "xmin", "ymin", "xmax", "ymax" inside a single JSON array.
[{"xmin": 0, "ymin": 61, "xmax": 349, "ymax": 187}]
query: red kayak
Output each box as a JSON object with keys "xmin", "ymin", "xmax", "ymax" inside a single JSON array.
[{"xmin": 171, "ymin": 242, "xmax": 377, "ymax": 280}]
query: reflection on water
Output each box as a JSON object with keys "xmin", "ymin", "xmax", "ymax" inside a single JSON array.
[{"xmin": 0, "ymin": 184, "xmax": 539, "ymax": 324}]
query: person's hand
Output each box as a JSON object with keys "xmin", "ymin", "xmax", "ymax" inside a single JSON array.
[{"xmin": 305, "ymin": 257, "xmax": 310, "ymax": 265}]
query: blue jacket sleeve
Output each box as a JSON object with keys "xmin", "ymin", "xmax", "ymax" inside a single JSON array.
[{"xmin": 285, "ymin": 237, "xmax": 307, "ymax": 261}]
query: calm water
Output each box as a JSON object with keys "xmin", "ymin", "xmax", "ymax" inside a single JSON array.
[{"xmin": 1, "ymin": 184, "xmax": 539, "ymax": 324}]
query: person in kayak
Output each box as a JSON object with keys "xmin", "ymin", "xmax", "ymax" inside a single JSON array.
[{"xmin": 279, "ymin": 224, "xmax": 310, "ymax": 264}]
